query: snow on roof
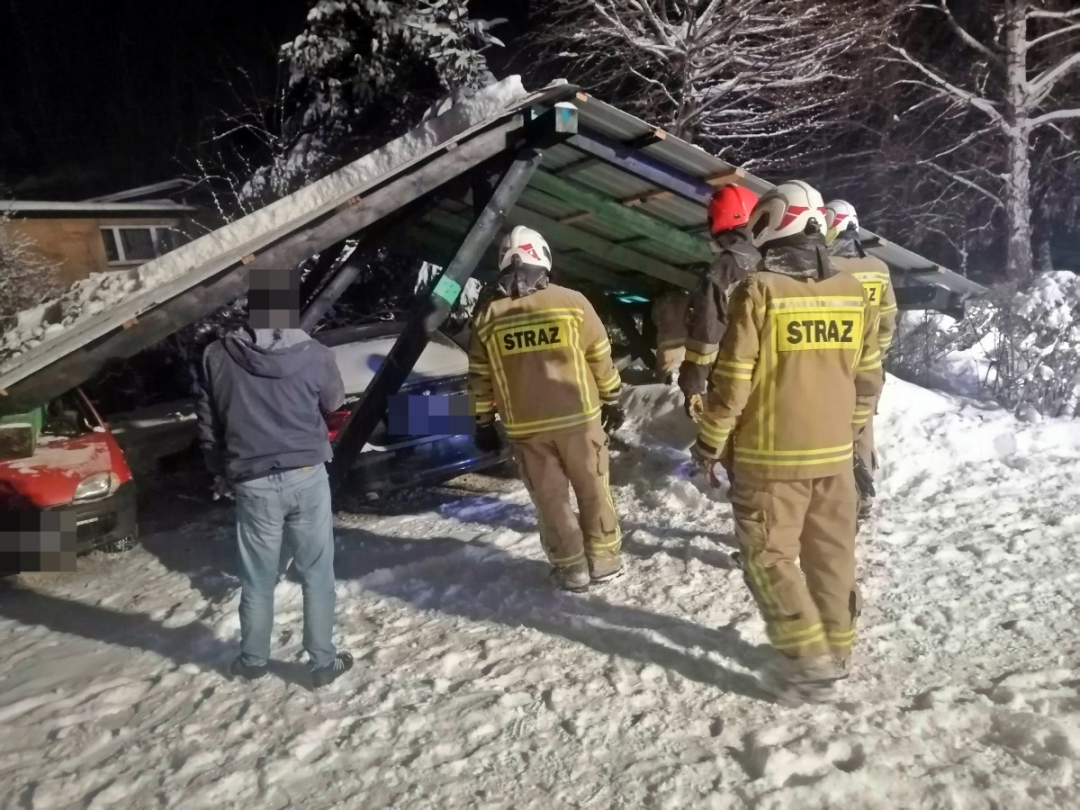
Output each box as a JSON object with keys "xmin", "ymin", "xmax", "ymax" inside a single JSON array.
[
  {"xmin": 0, "ymin": 200, "xmax": 196, "ymax": 215},
  {"xmin": 0, "ymin": 75, "xmax": 536, "ymax": 404}
]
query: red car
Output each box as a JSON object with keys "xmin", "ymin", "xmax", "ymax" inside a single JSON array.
[{"xmin": 0, "ymin": 388, "xmax": 137, "ymax": 555}]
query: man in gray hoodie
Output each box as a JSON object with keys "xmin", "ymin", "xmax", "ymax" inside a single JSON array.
[{"xmin": 196, "ymin": 268, "xmax": 352, "ymax": 689}]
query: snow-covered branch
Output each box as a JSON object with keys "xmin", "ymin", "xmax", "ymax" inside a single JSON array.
[{"xmin": 887, "ymin": 45, "xmax": 1003, "ymax": 123}]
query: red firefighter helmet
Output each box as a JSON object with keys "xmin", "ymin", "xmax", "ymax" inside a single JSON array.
[{"xmin": 708, "ymin": 184, "xmax": 759, "ymax": 235}]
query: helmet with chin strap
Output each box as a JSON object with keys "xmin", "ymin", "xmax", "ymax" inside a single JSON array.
[
  {"xmin": 746, "ymin": 180, "xmax": 828, "ymax": 248},
  {"xmin": 825, "ymin": 200, "xmax": 860, "ymax": 245}
]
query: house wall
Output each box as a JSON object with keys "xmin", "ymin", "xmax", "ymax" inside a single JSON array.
[{"xmin": 2, "ymin": 216, "xmax": 187, "ymax": 286}]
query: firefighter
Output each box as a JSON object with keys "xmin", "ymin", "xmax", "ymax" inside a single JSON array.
[
  {"xmin": 679, "ymin": 184, "xmax": 761, "ymax": 422},
  {"xmin": 468, "ymin": 226, "xmax": 624, "ymax": 593},
  {"xmin": 692, "ymin": 181, "xmax": 883, "ymax": 704},
  {"xmin": 825, "ymin": 200, "xmax": 898, "ymax": 519},
  {"xmin": 651, "ymin": 290, "xmax": 691, "ymax": 384}
]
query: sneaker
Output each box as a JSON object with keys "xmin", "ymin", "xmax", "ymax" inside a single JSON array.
[
  {"xmin": 589, "ymin": 556, "xmax": 623, "ymax": 583},
  {"xmin": 230, "ymin": 658, "xmax": 268, "ymax": 682},
  {"xmin": 551, "ymin": 566, "xmax": 591, "ymax": 593},
  {"xmin": 311, "ymin": 652, "xmax": 355, "ymax": 689}
]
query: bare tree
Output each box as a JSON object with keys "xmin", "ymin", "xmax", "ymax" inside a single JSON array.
[
  {"xmin": 887, "ymin": 0, "xmax": 1080, "ymax": 279},
  {"xmin": 537, "ymin": 0, "xmax": 881, "ymax": 172}
]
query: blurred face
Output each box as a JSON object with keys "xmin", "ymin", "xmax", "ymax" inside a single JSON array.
[{"xmin": 248, "ymin": 268, "xmax": 300, "ymax": 329}]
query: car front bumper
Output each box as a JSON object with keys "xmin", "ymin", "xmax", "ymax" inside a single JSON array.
[{"xmin": 45, "ymin": 481, "xmax": 138, "ymax": 552}]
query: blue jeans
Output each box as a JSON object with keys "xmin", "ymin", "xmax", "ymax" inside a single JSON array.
[{"xmin": 234, "ymin": 464, "xmax": 336, "ymax": 670}]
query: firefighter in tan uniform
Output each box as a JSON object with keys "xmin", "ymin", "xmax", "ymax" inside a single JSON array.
[
  {"xmin": 826, "ymin": 200, "xmax": 898, "ymax": 519},
  {"xmin": 692, "ymin": 181, "xmax": 883, "ymax": 704},
  {"xmin": 469, "ymin": 226, "xmax": 624, "ymax": 592},
  {"xmin": 651, "ymin": 291, "xmax": 691, "ymax": 384},
  {"xmin": 679, "ymin": 185, "xmax": 761, "ymax": 421}
]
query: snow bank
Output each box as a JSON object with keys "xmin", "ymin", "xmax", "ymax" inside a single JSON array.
[
  {"xmin": 895, "ymin": 271, "xmax": 1080, "ymax": 417},
  {"xmin": 0, "ymin": 76, "xmax": 530, "ymax": 370}
]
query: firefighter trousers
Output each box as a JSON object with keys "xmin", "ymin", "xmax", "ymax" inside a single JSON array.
[
  {"xmin": 654, "ymin": 342, "xmax": 686, "ymax": 382},
  {"xmin": 512, "ymin": 421, "xmax": 621, "ymax": 573},
  {"xmin": 729, "ymin": 471, "xmax": 862, "ymax": 662}
]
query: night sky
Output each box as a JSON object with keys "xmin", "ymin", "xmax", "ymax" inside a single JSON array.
[{"xmin": 0, "ymin": 0, "xmax": 534, "ymax": 201}]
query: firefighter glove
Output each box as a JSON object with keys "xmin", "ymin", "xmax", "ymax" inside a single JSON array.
[
  {"xmin": 684, "ymin": 393, "xmax": 704, "ymax": 422},
  {"xmin": 475, "ymin": 419, "xmax": 501, "ymax": 453},
  {"xmin": 854, "ymin": 454, "xmax": 876, "ymax": 500},
  {"xmin": 601, "ymin": 403, "xmax": 625, "ymax": 433}
]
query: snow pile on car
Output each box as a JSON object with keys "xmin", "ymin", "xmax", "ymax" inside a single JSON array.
[{"xmin": 0, "ymin": 75, "xmax": 531, "ymax": 369}]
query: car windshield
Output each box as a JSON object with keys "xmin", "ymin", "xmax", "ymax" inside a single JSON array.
[{"xmin": 42, "ymin": 395, "xmax": 94, "ymax": 438}]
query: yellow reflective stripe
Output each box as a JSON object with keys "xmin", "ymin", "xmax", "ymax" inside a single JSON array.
[
  {"xmin": 827, "ymin": 628, "xmax": 856, "ymax": 643},
  {"xmin": 656, "ymin": 338, "xmax": 685, "ymax": 350},
  {"xmin": 735, "ymin": 452, "xmax": 853, "ymax": 467},
  {"xmin": 570, "ymin": 319, "xmax": 595, "ymax": 415},
  {"xmin": 772, "ymin": 628, "xmax": 828, "ymax": 652},
  {"xmin": 713, "ymin": 368, "xmax": 752, "ymax": 381},
  {"xmin": 714, "ymin": 359, "xmax": 755, "ymax": 371},
  {"xmin": 699, "ymin": 426, "xmax": 731, "ymax": 445},
  {"xmin": 736, "ymin": 443, "xmax": 853, "ymax": 458},
  {"xmin": 487, "ymin": 339, "xmax": 515, "ymax": 425},
  {"xmin": 585, "ymin": 339, "xmax": 612, "ymax": 359},
  {"xmin": 684, "ymin": 349, "xmax": 718, "ymax": 365},
  {"xmin": 853, "ymin": 273, "xmax": 891, "ymax": 283},
  {"xmin": 769, "ymin": 296, "xmax": 865, "ymax": 309},
  {"xmin": 771, "ymin": 622, "xmax": 827, "ymax": 644},
  {"xmin": 596, "ymin": 370, "xmax": 621, "ymax": 392},
  {"xmin": 685, "ymin": 338, "xmax": 719, "ymax": 355},
  {"xmin": 477, "ymin": 307, "xmax": 584, "ymax": 340},
  {"xmin": 503, "ymin": 410, "xmax": 601, "ymax": 437},
  {"xmin": 474, "ymin": 402, "xmax": 497, "ymax": 414},
  {"xmin": 468, "ymin": 363, "xmax": 490, "ymax": 373},
  {"xmin": 548, "ymin": 550, "xmax": 587, "ymax": 567}
]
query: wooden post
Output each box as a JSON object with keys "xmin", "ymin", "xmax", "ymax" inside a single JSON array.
[{"xmin": 329, "ymin": 149, "xmax": 545, "ymax": 494}]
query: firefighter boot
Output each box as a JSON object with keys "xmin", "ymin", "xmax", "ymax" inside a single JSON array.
[
  {"xmin": 761, "ymin": 655, "xmax": 844, "ymax": 706},
  {"xmin": 551, "ymin": 563, "xmax": 591, "ymax": 593},
  {"xmin": 589, "ymin": 555, "xmax": 624, "ymax": 583}
]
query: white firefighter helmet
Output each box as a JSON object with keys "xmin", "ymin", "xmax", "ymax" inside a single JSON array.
[
  {"xmin": 825, "ymin": 200, "xmax": 860, "ymax": 245},
  {"xmin": 746, "ymin": 180, "xmax": 828, "ymax": 248},
  {"xmin": 498, "ymin": 226, "xmax": 553, "ymax": 272}
]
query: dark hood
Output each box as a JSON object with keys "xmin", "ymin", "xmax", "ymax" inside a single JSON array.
[
  {"xmin": 828, "ymin": 232, "xmax": 866, "ymax": 259},
  {"xmin": 713, "ymin": 229, "xmax": 762, "ymax": 274},
  {"xmin": 760, "ymin": 233, "xmax": 837, "ymax": 280},
  {"xmin": 495, "ymin": 264, "xmax": 550, "ymax": 299},
  {"xmin": 222, "ymin": 327, "xmax": 317, "ymax": 379}
]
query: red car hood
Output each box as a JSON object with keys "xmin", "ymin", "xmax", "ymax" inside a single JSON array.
[{"xmin": 0, "ymin": 434, "xmax": 116, "ymax": 508}]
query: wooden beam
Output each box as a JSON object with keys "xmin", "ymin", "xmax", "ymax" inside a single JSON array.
[
  {"xmin": 567, "ymin": 128, "xmax": 715, "ymax": 205},
  {"xmin": 529, "ymin": 171, "xmax": 712, "ymax": 264},
  {"xmin": 554, "ymin": 157, "xmax": 599, "ymax": 177},
  {"xmin": 507, "ymin": 201, "xmax": 699, "ymax": 289},
  {"xmin": 705, "ymin": 168, "xmax": 745, "ymax": 186},
  {"xmin": 425, "ymin": 209, "xmax": 650, "ymax": 294},
  {"xmin": 622, "ymin": 188, "xmax": 672, "ymax": 207},
  {"xmin": 559, "ymin": 211, "xmax": 594, "ymax": 225}
]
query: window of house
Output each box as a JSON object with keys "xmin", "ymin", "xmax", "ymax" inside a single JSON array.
[{"xmin": 100, "ymin": 226, "xmax": 187, "ymax": 265}]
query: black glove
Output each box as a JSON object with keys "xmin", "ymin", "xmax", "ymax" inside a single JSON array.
[
  {"xmin": 853, "ymin": 454, "xmax": 876, "ymax": 500},
  {"xmin": 475, "ymin": 420, "xmax": 501, "ymax": 453},
  {"xmin": 601, "ymin": 403, "xmax": 625, "ymax": 433}
]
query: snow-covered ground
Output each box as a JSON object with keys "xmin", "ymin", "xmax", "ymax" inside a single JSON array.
[{"xmin": 1, "ymin": 379, "xmax": 1079, "ymax": 809}]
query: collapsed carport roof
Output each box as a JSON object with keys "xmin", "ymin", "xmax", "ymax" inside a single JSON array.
[
  {"xmin": 403, "ymin": 87, "xmax": 985, "ymax": 308},
  {"xmin": 0, "ymin": 78, "xmax": 982, "ymax": 416}
]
